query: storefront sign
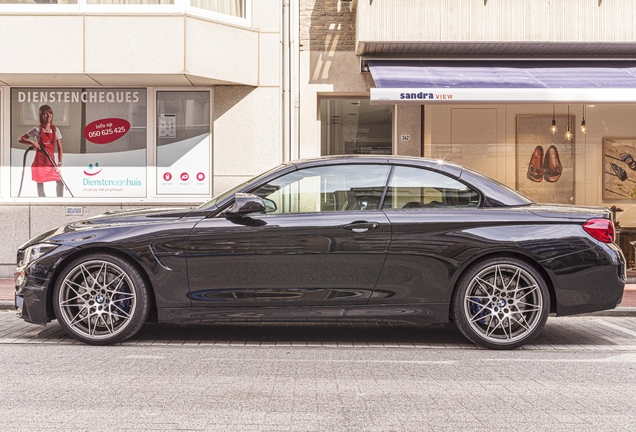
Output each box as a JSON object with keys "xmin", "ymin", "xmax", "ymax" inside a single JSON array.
[
  {"xmin": 371, "ymin": 88, "xmax": 636, "ymax": 104},
  {"xmin": 17, "ymin": 90, "xmax": 140, "ymax": 104}
]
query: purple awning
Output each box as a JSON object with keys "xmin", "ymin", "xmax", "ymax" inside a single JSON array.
[{"xmin": 368, "ymin": 60, "xmax": 636, "ymax": 89}]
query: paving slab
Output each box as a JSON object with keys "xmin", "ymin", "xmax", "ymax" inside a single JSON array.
[{"xmin": 2, "ymin": 310, "xmax": 636, "ymax": 351}]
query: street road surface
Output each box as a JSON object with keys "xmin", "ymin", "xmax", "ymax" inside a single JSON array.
[{"xmin": 2, "ymin": 311, "xmax": 636, "ymax": 431}]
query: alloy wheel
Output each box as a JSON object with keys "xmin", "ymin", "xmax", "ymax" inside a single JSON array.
[
  {"xmin": 57, "ymin": 260, "xmax": 137, "ymax": 340},
  {"xmin": 462, "ymin": 263, "xmax": 544, "ymax": 345}
]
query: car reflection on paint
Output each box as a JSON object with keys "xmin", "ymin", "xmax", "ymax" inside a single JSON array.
[{"xmin": 14, "ymin": 156, "xmax": 626, "ymax": 349}]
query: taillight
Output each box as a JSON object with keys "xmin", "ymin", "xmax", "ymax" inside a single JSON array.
[{"xmin": 583, "ymin": 218, "xmax": 615, "ymax": 243}]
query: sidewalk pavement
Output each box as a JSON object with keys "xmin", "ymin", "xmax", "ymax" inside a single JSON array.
[{"xmin": 2, "ymin": 278, "xmax": 636, "ymax": 315}]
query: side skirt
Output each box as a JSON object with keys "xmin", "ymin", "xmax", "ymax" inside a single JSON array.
[{"xmin": 157, "ymin": 303, "xmax": 450, "ymax": 324}]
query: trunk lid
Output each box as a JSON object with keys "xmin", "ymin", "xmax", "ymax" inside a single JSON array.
[{"xmin": 524, "ymin": 204, "xmax": 611, "ymax": 222}]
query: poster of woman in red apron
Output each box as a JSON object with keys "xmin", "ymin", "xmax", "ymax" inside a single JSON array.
[{"xmin": 18, "ymin": 105, "xmax": 64, "ymax": 197}]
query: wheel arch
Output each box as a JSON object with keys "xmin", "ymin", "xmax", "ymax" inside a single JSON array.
[
  {"xmin": 448, "ymin": 250, "xmax": 557, "ymax": 321},
  {"xmin": 47, "ymin": 246, "xmax": 157, "ymax": 322}
]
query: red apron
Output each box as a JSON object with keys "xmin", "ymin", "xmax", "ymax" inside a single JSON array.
[{"xmin": 31, "ymin": 126, "xmax": 61, "ymax": 183}]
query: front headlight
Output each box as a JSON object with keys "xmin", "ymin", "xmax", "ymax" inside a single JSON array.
[{"xmin": 20, "ymin": 243, "xmax": 59, "ymax": 266}]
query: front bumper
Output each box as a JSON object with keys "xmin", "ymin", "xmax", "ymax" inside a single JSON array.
[
  {"xmin": 14, "ymin": 244, "xmax": 76, "ymax": 326},
  {"xmin": 14, "ymin": 279, "xmax": 48, "ymax": 325}
]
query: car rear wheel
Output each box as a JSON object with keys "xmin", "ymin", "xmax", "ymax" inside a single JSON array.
[
  {"xmin": 452, "ymin": 258, "xmax": 550, "ymax": 350},
  {"xmin": 52, "ymin": 253, "xmax": 150, "ymax": 345}
]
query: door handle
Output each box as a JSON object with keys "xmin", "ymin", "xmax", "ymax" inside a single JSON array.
[{"xmin": 343, "ymin": 221, "xmax": 380, "ymax": 233}]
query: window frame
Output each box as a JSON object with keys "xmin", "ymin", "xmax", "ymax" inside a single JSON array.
[
  {"xmin": 0, "ymin": 0, "xmax": 252, "ymax": 27},
  {"xmin": 210, "ymin": 162, "xmax": 486, "ymax": 218},
  {"xmin": 382, "ymin": 164, "xmax": 483, "ymax": 211},
  {"xmin": 0, "ymin": 87, "xmax": 4, "ymax": 199},
  {"xmin": 248, "ymin": 163, "xmax": 393, "ymax": 216},
  {"xmin": 154, "ymin": 89, "xmax": 212, "ymax": 197}
]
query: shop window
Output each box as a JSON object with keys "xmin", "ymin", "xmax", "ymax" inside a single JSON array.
[
  {"xmin": 190, "ymin": 0, "xmax": 244, "ymax": 17},
  {"xmin": 86, "ymin": 0, "xmax": 172, "ymax": 3},
  {"xmin": 320, "ymin": 99, "xmax": 393, "ymax": 156},
  {"xmin": 10, "ymin": 88, "xmax": 147, "ymax": 198},
  {"xmin": 156, "ymin": 91, "xmax": 211, "ymax": 195},
  {"xmin": 0, "ymin": 0, "xmax": 77, "ymax": 3},
  {"xmin": 0, "ymin": 0, "xmax": 249, "ymax": 24},
  {"xmin": 0, "ymin": 0, "xmax": 248, "ymax": 16}
]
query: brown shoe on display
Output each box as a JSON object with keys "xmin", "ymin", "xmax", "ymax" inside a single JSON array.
[
  {"xmin": 544, "ymin": 145, "xmax": 562, "ymax": 183},
  {"xmin": 611, "ymin": 162, "xmax": 628, "ymax": 181},
  {"xmin": 621, "ymin": 153, "xmax": 636, "ymax": 171},
  {"xmin": 527, "ymin": 145, "xmax": 544, "ymax": 182}
]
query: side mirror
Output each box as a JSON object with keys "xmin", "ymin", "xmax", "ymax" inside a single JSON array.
[
  {"xmin": 263, "ymin": 198, "xmax": 277, "ymax": 213},
  {"xmin": 225, "ymin": 193, "xmax": 266, "ymax": 217}
]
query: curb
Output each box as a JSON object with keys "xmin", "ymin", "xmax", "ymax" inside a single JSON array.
[
  {"xmin": 0, "ymin": 301, "xmax": 15, "ymax": 311},
  {"xmin": 581, "ymin": 307, "xmax": 636, "ymax": 317}
]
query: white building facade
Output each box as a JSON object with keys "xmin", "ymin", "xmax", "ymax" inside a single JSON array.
[
  {"xmin": 3, "ymin": 0, "xmax": 636, "ymax": 276},
  {"xmin": 0, "ymin": 0, "xmax": 294, "ymax": 277},
  {"xmin": 299, "ymin": 0, "xmax": 636, "ymax": 267}
]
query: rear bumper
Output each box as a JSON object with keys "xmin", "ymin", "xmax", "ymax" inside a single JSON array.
[{"xmin": 547, "ymin": 242, "xmax": 626, "ymax": 316}]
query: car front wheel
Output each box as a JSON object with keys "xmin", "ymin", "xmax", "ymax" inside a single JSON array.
[
  {"xmin": 52, "ymin": 253, "xmax": 150, "ymax": 345},
  {"xmin": 452, "ymin": 258, "xmax": 550, "ymax": 350}
]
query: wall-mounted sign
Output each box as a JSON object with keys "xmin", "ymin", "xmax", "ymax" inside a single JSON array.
[
  {"xmin": 516, "ymin": 115, "xmax": 574, "ymax": 204},
  {"xmin": 603, "ymin": 137, "xmax": 636, "ymax": 200},
  {"xmin": 65, "ymin": 206, "xmax": 83, "ymax": 216}
]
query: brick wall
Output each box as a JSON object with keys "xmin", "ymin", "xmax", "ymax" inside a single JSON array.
[{"xmin": 300, "ymin": 0, "xmax": 356, "ymax": 52}]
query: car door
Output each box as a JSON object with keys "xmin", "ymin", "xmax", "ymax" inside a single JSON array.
[
  {"xmin": 187, "ymin": 163, "xmax": 392, "ymax": 307},
  {"xmin": 371, "ymin": 164, "xmax": 482, "ymax": 306}
]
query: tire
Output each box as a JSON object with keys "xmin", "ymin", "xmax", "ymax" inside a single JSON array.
[
  {"xmin": 452, "ymin": 257, "xmax": 550, "ymax": 350},
  {"xmin": 52, "ymin": 253, "xmax": 150, "ymax": 345}
]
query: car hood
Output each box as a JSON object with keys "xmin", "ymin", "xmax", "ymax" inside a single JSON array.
[
  {"xmin": 524, "ymin": 204, "xmax": 611, "ymax": 221},
  {"xmin": 78, "ymin": 207, "xmax": 195, "ymax": 225},
  {"xmin": 22, "ymin": 207, "xmax": 199, "ymax": 248}
]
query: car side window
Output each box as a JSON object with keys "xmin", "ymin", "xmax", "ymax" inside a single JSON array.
[
  {"xmin": 383, "ymin": 166, "xmax": 479, "ymax": 210},
  {"xmin": 251, "ymin": 164, "xmax": 390, "ymax": 214}
]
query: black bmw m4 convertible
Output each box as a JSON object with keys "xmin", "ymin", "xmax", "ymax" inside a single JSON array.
[{"xmin": 14, "ymin": 156, "xmax": 625, "ymax": 349}]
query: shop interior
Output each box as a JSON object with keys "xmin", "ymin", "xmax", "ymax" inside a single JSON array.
[{"xmin": 321, "ymin": 100, "xmax": 636, "ymax": 265}]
